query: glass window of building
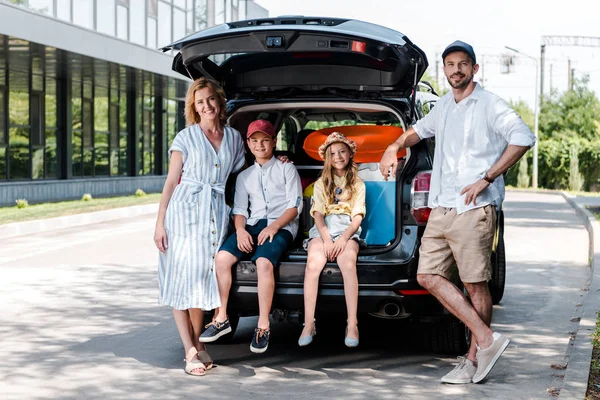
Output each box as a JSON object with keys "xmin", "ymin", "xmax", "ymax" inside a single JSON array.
[
  {"xmin": 157, "ymin": 1, "xmax": 172, "ymax": 47},
  {"xmin": 172, "ymin": 6, "xmax": 185, "ymax": 43},
  {"xmin": 28, "ymin": 0, "xmax": 54, "ymax": 15},
  {"xmin": 147, "ymin": 17, "xmax": 157, "ymax": 49},
  {"xmin": 73, "ymin": 0, "xmax": 94, "ymax": 30},
  {"xmin": 147, "ymin": 0, "xmax": 158, "ymax": 17},
  {"xmin": 215, "ymin": 0, "xmax": 225, "ymax": 25},
  {"xmin": 239, "ymin": 0, "xmax": 246, "ymax": 20},
  {"xmin": 195, "ymin": 0, "xmax": 208, "ymax": 30},
  {"xmin": 117, "ymin": 4, "xmax": 129, "ymax": 40},
  {"xmin": 130, "ymin": 0, "xmax": 146, "ymax": 46},
  {"xmin": 96, "ymin": 0, "xmax": 116, "ymax": 36},
  {"xmin": 225, "ymin": 0, "xmax": 232, "ymax": 22},
  {"xmin": 56, "ymin": 0, "xmax": 71, "ymax": 22},
  {"xmin": 173, "ymin": 0, "xmax": 186, "ymax": 8}
]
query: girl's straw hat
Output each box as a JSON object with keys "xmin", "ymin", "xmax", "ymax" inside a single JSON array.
[{"xmin": 318, "ymin": 131, "xmax": 358, "ymax": 160}]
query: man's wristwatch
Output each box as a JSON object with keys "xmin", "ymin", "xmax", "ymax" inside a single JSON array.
[{"xmin": 483, "ymin": 172, "xmax": 495, "ymax": 184}]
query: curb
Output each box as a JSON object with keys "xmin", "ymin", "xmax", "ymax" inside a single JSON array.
[
  {"xmin": 0, "ymin": 203, "xmax": 159, "ymax": 240},
  {"xmin": 558, "ymin": 191, "xmax": 600, "ymax": 399}
]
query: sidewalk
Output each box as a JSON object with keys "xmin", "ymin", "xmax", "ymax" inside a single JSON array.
[
  {"xmin": 0, "ymin": 202, "xmax": 159, "ymax": 240},
  {"xmin": 558, "ymin": 192, "xmax": 600, "ymax": 399}
]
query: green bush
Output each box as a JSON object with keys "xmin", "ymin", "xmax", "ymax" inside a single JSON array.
[
  {"xmin": 15, "ymin": 199, "xmax": 29, "ymax": 209},
  {"xmin": 135, "ymin": 188, "xmax": 147, "ymax": 197},
  {"xmin": 81, "ymin": 193, "xmax": 93, "ymax": 202}
]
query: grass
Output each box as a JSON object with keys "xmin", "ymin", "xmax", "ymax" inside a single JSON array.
[
  {"xmin": 0, "ymin": 193, "xmax": 161, "ymax": 225},
  {"xmin": 587, "ymin": 312, "xmax": 600, "ymax": 399},
  {"xmin": 587, "ymin": 208, "xmax": 600, "ymax": 398}
]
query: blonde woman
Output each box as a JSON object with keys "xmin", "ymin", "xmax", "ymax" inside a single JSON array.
[{"xmin": 154, "ymin": 78, "xmax": 246, "ymax": 376}]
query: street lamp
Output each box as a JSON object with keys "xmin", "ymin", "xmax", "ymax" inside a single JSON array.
[{"xmin": 505, "ymin": 46, "xmax": 540, "ymax": 189}]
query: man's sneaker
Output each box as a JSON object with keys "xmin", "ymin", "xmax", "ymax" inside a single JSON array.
[
  {"xmin": 199, "ymin": 319, "xmax": 232, "ymax": 343},
  {"xmin": 472, "ymin": 332, "xmax": 510, "ymax": 383},
  {"xmin": 441, "ymin": 356, "xmax": 477, "ymax": 384},
  {"xmin": 250, "ymin": 327, "xmax": 270, "ymax": 353}
]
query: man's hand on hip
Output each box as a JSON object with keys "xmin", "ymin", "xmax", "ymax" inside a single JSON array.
[{"xmin": 460, "ymin": 179, "xmax": 490, "ymax": 206}]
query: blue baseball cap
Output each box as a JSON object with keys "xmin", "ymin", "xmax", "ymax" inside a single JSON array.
[{"xmin": 442, "ymin": 40, "xmax": 476, "ymax": 64}]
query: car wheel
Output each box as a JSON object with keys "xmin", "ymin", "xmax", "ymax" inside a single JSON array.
[
  {"xmin": 489, "ymin": 232, "xmax": 506, "ymax": 305},
  {"xmin": 424, "ymin": 318, "xmax": 469, "ymax": 355},
  {"xmin": 217, "ymin": 314, "xmax": 240, "ymax": 343}
]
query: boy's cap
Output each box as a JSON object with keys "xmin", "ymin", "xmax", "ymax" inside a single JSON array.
[
  {"xmin": 247, "ymin": 119, "xmax": 276, "ymax": 138},
  {"xmin": 442, "ymin": 40, "xmax": 476, "ymax": 64},
  {"xmin": 318, "ymin": 131, "xmax": 358, "ymax": 160}
]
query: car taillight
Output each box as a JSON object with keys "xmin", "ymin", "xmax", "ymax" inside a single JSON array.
[{"xmin": 411, "ymin": 171, "xmax": 431, "ymax": 225}]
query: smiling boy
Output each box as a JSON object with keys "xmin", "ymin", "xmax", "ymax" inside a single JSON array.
[{"xmin": 200, "ymin": 119, "xmax": 303, "ymax": 353}]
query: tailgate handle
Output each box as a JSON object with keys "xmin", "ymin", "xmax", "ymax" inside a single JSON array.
[{"xmin": 330, "ymin": 40, "xmax": 349, "ymax": 49}]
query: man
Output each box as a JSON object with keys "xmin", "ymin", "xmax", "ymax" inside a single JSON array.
[
  {"xmin": 200, "ymin": 119, "xmax": 302, "ymax": 353},
  {"xmin": 379, "ymin": 40, "xmax": 535, "ymax": 384}
]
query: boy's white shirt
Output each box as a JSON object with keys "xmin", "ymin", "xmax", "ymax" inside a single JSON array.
[{"xmin": 232, "ymin": 156, "xmax": 303, "ymax": 239}]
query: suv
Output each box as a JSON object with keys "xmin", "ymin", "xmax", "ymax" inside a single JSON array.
[{"xmin": 162, "ymin": 16, "xmax": 505, "ymax": 354}]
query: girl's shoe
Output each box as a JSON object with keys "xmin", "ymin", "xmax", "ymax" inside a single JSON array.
[
  {"xmin": 344, "ymin": 325, "xmax": 359, "ymax": 348},
  {"xmin": 298, "ymin": 323, "xmax": 317, "ymax": 346}
]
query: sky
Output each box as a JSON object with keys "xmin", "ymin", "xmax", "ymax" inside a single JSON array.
[{"xmin": 255, "ymin": 0, "xmax": 600, "ymax": 110}]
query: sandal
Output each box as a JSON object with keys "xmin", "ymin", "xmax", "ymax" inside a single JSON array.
[
  {"xmin": 184, "ymin": 356, "xmax": 207, "ymax": 376},
  {"xmin": 197, "ymin": 349, "xmax": 213, "ymax": 370}
]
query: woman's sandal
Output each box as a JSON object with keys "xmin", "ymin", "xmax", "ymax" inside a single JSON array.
[
  {"xmin": 197, "ymin": 350, "xmax": 213, "ymax": 370},
  {"xmin": 184, "ymin": 356, "xmax": 207, "ymax": 376}
]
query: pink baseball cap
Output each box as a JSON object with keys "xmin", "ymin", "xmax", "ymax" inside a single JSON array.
[{"xmin": 247, "ymin": 119, "xmax": 277, "ymax": 139}]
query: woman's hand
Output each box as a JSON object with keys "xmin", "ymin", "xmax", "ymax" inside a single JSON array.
[
  {"xmin": 236, "ymin": 229, "xmax": 254, "ymax": 253},
  {"xmin": 331, "ymin": 236, "xmax": 348, "ymax": 260},
  {"xmin": 154, "ymin": 225, "xmax": 168, "ymax": 253}
]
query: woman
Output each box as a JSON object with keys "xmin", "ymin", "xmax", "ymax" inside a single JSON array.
[{"xmin": 154, "ymin": 77, "xmax": 246, "ymax": 376}]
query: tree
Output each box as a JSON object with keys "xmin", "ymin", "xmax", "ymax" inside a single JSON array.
[{"xmin": 539, "ymin": 76, "xmax": 600, "ymax": 140}]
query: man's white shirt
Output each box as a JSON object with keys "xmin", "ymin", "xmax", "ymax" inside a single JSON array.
[
  {"xmin": 232, "ymin": 156, "xmax": 303, "ymax": 238},
  {"xmin": 413, "ymin": 83, "xmax": 536, "ymax": 214}
]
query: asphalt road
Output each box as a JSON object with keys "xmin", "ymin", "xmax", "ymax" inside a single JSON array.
[{"xmin": 0, "ymin": 191, "xmax": 590, "ymax": 399}]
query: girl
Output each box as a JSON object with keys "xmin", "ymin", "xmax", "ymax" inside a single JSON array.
[{"xmin": 298, "ymin": 131, "xmax": 366, "ymax": 348}]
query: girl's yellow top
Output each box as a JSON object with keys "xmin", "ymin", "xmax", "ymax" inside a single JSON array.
[{"xmin": 310, "ymin": 174, "xmax": 366, "ymax": 219}]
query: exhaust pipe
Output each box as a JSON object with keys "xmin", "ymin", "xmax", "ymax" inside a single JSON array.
[
  {"xmin": 369, "ymin": 302, "xmax": 411, "ymax": 319},
  {"xmin": 383, "ymin": 302, "xmax": 401, "ymax": 317}
]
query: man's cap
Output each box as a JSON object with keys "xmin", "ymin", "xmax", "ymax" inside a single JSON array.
[
  {"xmin": 442, "ymin": 40, "xmax": 476, "ymax": 64},
  {"xmin": 247, "ymin": 119, "xmax": 276, "ymax": 139}
]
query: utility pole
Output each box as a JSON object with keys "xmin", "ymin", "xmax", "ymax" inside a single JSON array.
[
  {"xmin": 435, "ymin": 53, "xmax": 439, "ymax": 90},
  {"xmin": 505, "ymin": 46, "xmax": 540, "ymax": 189},
  {"xmin": 571, "ymin": 67, "xmax": 575, "ymax": 90},
  {"xmin": 568, "ymin": 59, "xmax": 572, "ymax": 90},
  {"xmin": 480, "ymin": 55, "xmax": 485, "ymax": 87},
  {"xmin": 540, "ymin": 44, "xmax": 546, "ymax": 99},
  {"xmin": 549, "ymin": 64, "xmax": 553, "ymax": 92}
]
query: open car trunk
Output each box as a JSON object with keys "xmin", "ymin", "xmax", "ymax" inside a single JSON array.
[
  {"xmin": 161, "ymin": 16, "xmax": 428, "ymax": 100},
  {"xmin": 228, "ymin": 100, "xmax": 410, "ymax": 258}
]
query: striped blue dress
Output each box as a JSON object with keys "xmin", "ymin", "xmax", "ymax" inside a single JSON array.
[{"xmin": 158, "ymin": 124, "xmax": 246, "ymax": 310}]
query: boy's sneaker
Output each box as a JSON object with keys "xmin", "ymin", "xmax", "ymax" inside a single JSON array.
[
  {"xmin": 250, "ymin": 327, "xmax": 270, "ymax": 353},
  {"xmin": 440, "ymin": 356, "xmax": 477, "ymax": 384},
  {"xmin": 472, "ymin": 332, "xmax": 510, "ymax": 383},
  {"xmin": 199, "ymin": 318, "xmax": 232, "ymax": 343}
]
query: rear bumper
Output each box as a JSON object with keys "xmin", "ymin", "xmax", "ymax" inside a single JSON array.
[{"xmin": 229, "ymin": 260, "xmax": 445, "ymax": 318}]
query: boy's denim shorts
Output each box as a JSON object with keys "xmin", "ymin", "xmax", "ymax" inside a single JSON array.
[{"xmin": 219, "ymin": 219, "xmax": 293, "ymax": 267}]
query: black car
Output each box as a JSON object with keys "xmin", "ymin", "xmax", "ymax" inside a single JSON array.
[{"xmin": 162, "ymin": 16, "xmax": 505, "ymax": 354}]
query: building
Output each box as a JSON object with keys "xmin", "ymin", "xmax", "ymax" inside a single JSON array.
[{"xmin": 0, "ymin": 0, "xmax": 268, "ymax": 206}]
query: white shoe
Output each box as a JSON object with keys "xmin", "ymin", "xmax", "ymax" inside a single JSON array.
[
  {"xmin": 441, "ymin": 356, "xmax": 477, "ymax": 384},
  {"xmin": 472, "ymin": 332, "xmax": 510, "ymax": 383}
]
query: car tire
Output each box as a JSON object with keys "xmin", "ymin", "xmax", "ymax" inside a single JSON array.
[
  {"xmin": 217, "ymin": 314, "xmax": 240, "ymax": 343},
  {"xmin": 489, "ymin": 211, "xmax": 506, "ymax": 305},
  {"xmin": 425, "ymin": 318, "xmax": 469, "ymax": 355}
]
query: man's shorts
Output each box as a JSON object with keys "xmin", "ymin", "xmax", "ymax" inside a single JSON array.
[
  {"xmin": 219, "ymin": 219, "xmax": 293, "ymax": 268},
  {"xmin": 417, "ymin": 205, "xmax": 497, "ymax": 283}
]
